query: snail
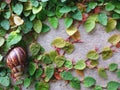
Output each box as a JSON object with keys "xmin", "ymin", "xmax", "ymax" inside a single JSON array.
[{"xmin": 6, "ymin": 47, "xmax": 26, "ymax": 80}]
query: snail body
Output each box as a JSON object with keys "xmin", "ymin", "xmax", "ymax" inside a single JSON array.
[{"xmin": 6, "ymin": 47, "xmax": 26, "ymax": 80}]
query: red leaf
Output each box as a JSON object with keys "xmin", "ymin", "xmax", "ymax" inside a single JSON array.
[
  {"xmin": 54, "ymin": 72, "xmax": 61, "ymax": 80},
  {"xmin": 116, "ymin": 42, "xmax": 120, "ymax": 48},
  {"xmin": 94, "ymin": 7, "xmax": 101, "ymax": 14},
  {"xmin": 5, "ymin": 0, "xmax": 11, "ymax": 4},
  {"xmin": 82, "ymin": 13, "xmax": 88, "ymax": 22}
]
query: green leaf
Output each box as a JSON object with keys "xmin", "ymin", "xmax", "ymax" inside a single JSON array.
[
  {"xmin": 51, "ymin": 37, "xmax": 66, "ymax": 48},
  {"xmin": 45, "ymin": 65, "xmax": 54, "ymax": 82},
  {"xmin": 64, "ymin": 17, "xmax": 73, "ymax": 28},
  {"xmin": 42, "ymin": 54, "xmax": 52, "ymax": 64},
  {"xmin": 33, "ymin": 19, "xmax": 42, "ymax": 33},
  {"xmin": 70, "ymin": 77, "xmax": 80, "ymax": 89},
  {"xmin": 35, "ymin": 82, "xmax": 49, "ymax": 90},
  {"xmin": 4, "ymin": 11, "xmax": 11, "ymax": 19},
  {"xmin": 88, "ymin": 2, "xmax": 97, "ymax": 9},
  {"xmin": 23, "ymin": 78, "xmax": 31, "ymax": 88},
  {"xmin": 106, "ymin": 18, "xmax": 117, "ymax": 32},
  {"xmin": 28, "ymin": 62, "xmax": 36, "ymax": 76},
  {"xmin": 41, "ymin": 24, "xmax": 50, "ymax": 33},
  {"xmin": 109, "ymin": 63, "xmax": 118, "ymax": 72},
  {"xmin": 98, "ymin": 13, "xmax": 107, "ymax": 26},
  {"xmin": 49, "ymin": 50, "xmax": 57, "ymax": 61},
  {"xmin": 101, "ymin": 47, "xmax": 113, "ymax": 60},
  {"xmin": 71, "ymin": 9, "xmax": 82, "ymax": 20},
  {"xmin": 29, "ymin": 42, "xmax": 41, "ymax": 56},
  {"xmin": 1, "ymin": 20, "xmax": 10, "ymax": 30},
  {"xmin": 13, "ymin": 3, "xmax": 23, "ymax": 15},
  {"xmin": 108, "ymin": 34, "xmax": 120, "ymax": 45},
  {"xmin": 105, "ymin": 3, "xmax": 115, "ymax": 11},
  {"xmin": 84, "ymin": 14, "xmax": 97, "ymax": 32},
  {"xmin": 14, "ymin": 86, "xmax": 20, "ymax": 90},
  {"xmin": 0, "ymin": 76, "xmax": 10, "ymax": 87},
  {"xmin": 116, "ymin": 69, "xmax": 120, "ymax": 78},
  {"xmin": 87, "ymin": 50, "xmax": 99, "ymax": 60},
  {"xmin": 64, "ymin": 60, "xmax": 73, "ymax": 69},
  {"xmin": 59, "ymin": 6, "xmax": 71, "ymax": 13},
  {"xmin": 60, "ymin": 71, "xmax": 73, "ymax": 80},
  {"xmin": 48, "ymin": 17, "xmax": 59, "ymax": 29},
  {"xmin": 0, "ymin": 29, "xmax": 6, "ymax": 37},
  {"xmin": 98, "ymin": 68, "xmax": 107, "ymax": 79},
  {"xmin": 107, "ymin": 81, "xmax": 120, "ymax": 90},
  {"xmin": 35, "ymin": 68, "xmax": 43, "ymax": 79},
  {"xmin": 83, "ymin": 76, "xmax": 96, "ymax": 87},
  {"xmin": 32, "ymin": 5, "xmax": 42, "ymax": 14},
  {"xmin": 54, "ymin": 56, "xmax": 66, "ymax": 67},
  {"xmin": 0, "ymin": 37, "xmax": 5, "ymax": 47},
  {"xmin": 66, "ymin": 25, "xmax": 77, "ymax": 36},
  {"xmin": 74, "ymin": 60, "xmax": 86, "ymax": 70},
  {"xmin": 63, "ymin": 42, "xmax": 74, "ymax": 54},
  {"xmin": 7, "ymin": 30, "xmax": 22, "ymax": 47},
  {"xmin": 93, "ymin": 85, "xmax": 102, "ymax": 90}
]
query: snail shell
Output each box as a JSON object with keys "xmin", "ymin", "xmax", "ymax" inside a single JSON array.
[{"xmin": 6, "ymin": 47, "xmax": 26, "ymax": 80}]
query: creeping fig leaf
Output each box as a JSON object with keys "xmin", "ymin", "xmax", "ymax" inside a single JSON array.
[
  {"xmin": 60, "ymin": 71, "xmax": 73, "ymax": 80},
  {"xmin": 98, "ymin": 68, "xmax": 107, "ymax": 79},
  {"xmin": 74, "ymin": 60, "xmax": 86, "ymax": 70},
  {"xmin": 87, "ymin": 50, "xmax": 99, "ymax": 60},
  {"xmin": 66, "ymin": 25, "xmax": 78, "ymax": 36},
  {"xmin": 108, "ymin": 34, "xmax": 120, "ymax": 45}
]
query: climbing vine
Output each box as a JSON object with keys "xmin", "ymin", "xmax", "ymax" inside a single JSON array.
[{"xmin": 0, "ymin": 0, "xmax": 120, "ymax": 90}]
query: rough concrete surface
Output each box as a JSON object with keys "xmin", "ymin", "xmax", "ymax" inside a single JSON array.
[{"xmin": 24, "ymin": 19, "xmax": 120, "ymax": 90}]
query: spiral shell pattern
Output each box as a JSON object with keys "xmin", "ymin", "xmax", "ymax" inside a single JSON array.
[{"xmin": 6, "ymin": 47, "xmax": 26, "ymax": 80}]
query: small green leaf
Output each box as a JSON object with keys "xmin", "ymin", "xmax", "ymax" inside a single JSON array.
[
  {"xmin": 0, "ymin": 55, "xmax": 3, "ymax": 62},
  {"xmin": 23, "ymin": 78, "xmax": 31, "ymax": 88},
  {"xmin": 98, "ymin": 68, "xmax": 107, "ymax": 79},
  {"xmin": 45, "ymin": 65, "xmax": 54, "ymax": 82},
  {"xmin": 66, "ymin": 25, "xmax": 78, "ymax": 36},
  {"xmin": 70, "ymin": 77, "xmax": 80, "ymax": 89},
  {"xmin": 116, "ymin": 69, "xmax": 120, "ymax": 78},
  {"xmin": 93, "ymin": 85, "xmax": 102, "ymax": 90},
  {"xmin": 28, "ymin": 62, "xmax": 36, "ymax": 76},
  {"xmin": 84, "ymin": 14, "xmax": 97, "ymax": 32},
  {"xmin": 106, "ymin": 18, "xmax": 117, "ymax": 32},
  {"xmin": 13, "ymin": 3, "xmax": 23, "ymax": 15},
  {"xmin": 64, "ymin": 60, "xmax": 73, "ymax": 69},
  {"xmin": 71, "ymin": 9, "xmax": 82, "ymax": 20},
  {"xmin": 59, "ymin": 6, "xmax": 71, "ymax": 13},
  {"xmin": 98, "ymin": 13, "xmax": 107, "ymax": 26},
  {"xmin": 48, "ymin": 17, "xmax": 59, "ymax": 29},
  {"xmin": 49, "ymin": 50, "xmax": 57, "ymax": 61},
  {"xmin": 0, "ymin": 76, "xmax": 10, "ymax": 87},
  {"xmin": 42, "ymin": 54, "xmax": 52, "ymax": 64},
  {"xmin": 35, "ymin": 82, "xmax": 49, "ymax": 90},
  {"xmin": 32, "ymin": 5, "xmax": 42, "ymax": 14},
  {"xmin": 88, "ymin": 2, "xmax": 97, "ymax": 9},
  {"xmin": 60, "ymin": 71, "xmax": 73, "ymax": 80},
  {"xmin": 7, "ymin": 30, "xmax": 22, "ymax": 47},
  {"xmin": 63, "ymin": 42, "xmax": 74, "ymax": 54},
  {"xmin": 41, "ymin": 24, "xmax": 50, "ymax": 33},
  {"xmin": 1, "ymin": 20, "xmax": 10, "ymax": 30},
  {"xmin": 107, "ymin": 81, "xmax": 120, "ymax": 90},
  {"xmin": 29, "ymin": 42, "xmax": 41, "ymax": 56},
  {"xmin": 54, "ymin": 56, "xmax": 66, "ymax": 67},
  {"xmin": 101, "ymin": 47, "xmax": 113, "ymax": 60},
  {"xmin": 83, "ymin": 76, "xmax": 96, "ymax": 87},
  {"xmin": 35, "ymin": 68, "xmax": 43, "ymax": 79},
  {"xmin": 51, "ymin": 37, "xmax": 66, "ymax": 48},
  {"xmin": 109, "ymin": 63, "xmax": 118, "ymax": 72},
  {"xmin": 64, "ymin": 17, "xmax": 73, "ymax": 28},
  {"xmin": 14, "ymin": 86, "xmax": 20, "ymax": 90},
  {"xmin": 0, "ymin": 37, "xmax": 5, "ymax": 47},
  {"xmin": 87, "ymin": 50, "xmax": 99, "ymax": 60},
  {"xmin": 74, "ymin": 60, "xmax": 86, "ymax": 70},
  {"xmin": 108, "ymin": 34, "xmax": 120, "ymax": 45},
  {"xmin": 33, "ymin": 19, "xmax": 42, "ymax": 33},
  {"xmin": 105, "ymin": 3, "xmax": 115, "ymax": 11}
]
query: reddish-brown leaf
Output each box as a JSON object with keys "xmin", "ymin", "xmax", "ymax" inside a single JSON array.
[
  {"xmin": 5, "ymin": 0, "xmax": 11, "ymax": 4},
  {"xmin": 71, "ymin": 31, "xmax": 80, "ymax": 41},
  {"xmin": 54, "ymin": 72, "xmax": 61, "ymax": 80},
  {"xmin": 116, "ymin": 42, "xmax": 120, "ymax": 48},
  {"xmin": 76, "ymin": 70, "xmax": 84, "ymax": 77},
  {"xmin": 94, "ymin": 7, "xmax": 101, "ymax": 14}
]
